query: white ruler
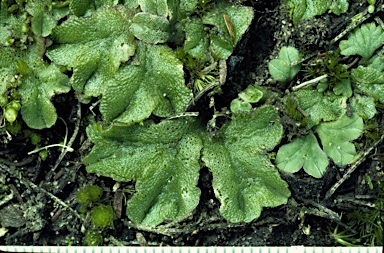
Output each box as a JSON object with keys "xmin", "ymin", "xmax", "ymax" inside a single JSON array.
[{"xmin": 0, "ymin": 246, "xmax": 382, "ymax": 253}]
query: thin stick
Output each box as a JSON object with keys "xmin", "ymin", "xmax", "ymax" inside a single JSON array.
[
  {"xmin": 290, "ymin": 51, "xmax": 320, "ymax": 67},
  {"xmin": 27, "ymin": 144, "xmax": 74, "ymax": 155},
  {"xmin": 325, "ymin": 134, "xmax": 384, "ymax": 199},
  {"xmin": 330, "ymin": 5, "xmax": 376, "ymax": 44},
  {"xmin": 46, "ymin": 101, "xmax": 81, "ymax": 181},
  {"xmin": 166, "ymin": 112, "xmax": 199, "ymax": 120},
  {"xmin": 291, "ymin": 74, "xmax": 328, "ymax": 91},
  {"xmin": 185, "ymin": 80, "xmax": 220, "ymax": 111},
  {"xmin": 0, "ymin": 163, "xmax": 83, "ymax": 221}
]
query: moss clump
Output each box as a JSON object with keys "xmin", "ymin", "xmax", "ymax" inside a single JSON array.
[
  {"xmin": 83, "ymin": 230, "xmax": 103, "ymax": 246},
  {"xmin": 90, "ymin": 204, "xmax": 115, "ymax": 228},
  {"xmin": 76, "ymin": 185, "xmax": 103, "ymax": 206}
]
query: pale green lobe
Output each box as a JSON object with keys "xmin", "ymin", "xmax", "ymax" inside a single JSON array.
[
  {"xmin": 46, "ymin": 6, "xmax": 136, "ymax": 98},
  {"xmin": 286, "ymin": 0, "xmax": 330, "ymax": 24},
  {"xmin": 184, "ymin": 18, "xmax": 209, "ymax": 59},
  {"xmin": 100, "ymin": 42, "xmax": 191, "ymax": 125},
  {"xmin": 138, "ymin": 0, "xmax": 169, "ymax": 17},
  {"xmin": 238, "ymin": 86, "xmax": 263, "ymax": 103},
  {"xmin": 202, "ymin": 106, "xmax": 290, "ymax": 223},
  {"xmin": 333, "ymin": 78, "xmax": 352, "ymax": 98},
  {"xmin": 69, "ymin": 0, "xmax": 93, "ymax": 16},
  {"xmin": 0, "ymin": 40, "xmax": 70, "ymax": 129},
  {"xmin": 124, "ymin": 0, "xmax": 139, "ymax": 9},
  {"xmin": 268, "ymin": 46, "xmax": 301, "ymax": 83},
  {"xmin": 19, "ymin": 61, "xmax": 70, "ymax": 129},
  {"xmin": 230, "ymin": 85, "xmax": 263, "ymax": 113},
  {"xmin": 165, "ymin": 0, "xmax": 197, "ymax": 21},
  {"xmin": 295, "ymin": 89, "xmax": 346, "ymax": 128},
  {"xmin": 300, "ymin": 0, "xmax": 330, "ymax": 20},
  {"xmin": 276, "ymin": 132, "xmax": 329, "ymax": 178},
  {"xmin": 131, "ymin": 12, "xmax": 170, "ymax": 44},
  {"xmin": 329, "ymin": 0, "xmax": 348, "ymax": 15},
  {"xmin": 25, "ymin": 0, "xmax": 69, "ymax": 37},
  {"xmin": 178, "ymin": 0, "xmax": 198, "ymax": 17},
  {"xmin": 316, "ymin": 114, "xmax": 364, "ymax": 165},
  {"xmin": 26, "ymin": 0, "xmax": 56, "ymax": 37},
  {"xmin": 350, "ymin": 95, "xmax": 377, "ymax": 120},
  {"xmin": 230, "ymin": 98, "xmax": 252, "ymax": 113},
  {"xmin": 202, "ymin": 3, "xmax": 254, "ymax": 59},
  {"xmin": 340, "ymin": 22, "xmax": 384, "ymax": 60},
  {"xmin": 352, "ymin": 57, "xmax": 384, "ymax": 103},
  {"xmin": 84, "ymin": 118, "xmax": 203, "ymax": 226}
]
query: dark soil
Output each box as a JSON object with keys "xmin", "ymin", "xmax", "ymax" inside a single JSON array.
[{"xmin": 1, "ymin": 0, "xmax": 383, "ymax": 246}]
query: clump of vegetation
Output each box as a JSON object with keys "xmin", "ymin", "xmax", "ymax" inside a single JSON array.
[
  {"xmin": 83, "ymin": 230, "xmax": 104, "ymax": 246},
  {"xmin": 75, "ymin": 185, "xmax": 115, "ymax": 245},
  {"xmin": 270, "ymin": 19, "xmax": 384, "ymax": 182},
  {"xmin": 230, "ymin": 85, "xmax": 264, "ymax": 113},
  {"xmin": 286, "ymin": 0, "xmax": 349, "ymax": 24},
  {"xmin": 345, "ymin": 179, "xmax": 383, "ymax": 246},
  {"xmin": 76, "ymin": 185, "xmax": 103, "ymax": 207},
  {"xmin": 0, "ymin": 0, "xmax": 382, "ymax": 244},
  {"xmin": 90, "ymin": 204, "xmax": 115, "ymax": 229},
  {"xmin": 330, "ymin": 179, "xmax": 383, "ymax": 246}
]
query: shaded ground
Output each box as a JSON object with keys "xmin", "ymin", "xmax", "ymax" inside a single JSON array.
[{"xmin": 1, "ymin": 0, "xmax": 383, "ymax": 246}]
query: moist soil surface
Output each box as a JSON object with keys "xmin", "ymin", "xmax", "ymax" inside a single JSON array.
[{"xmin": 1, "ymin": 0, "xmax": 384, "ymax": 246}]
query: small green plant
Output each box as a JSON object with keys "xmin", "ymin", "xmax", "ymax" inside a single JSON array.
[
  {"xmin": 268, "ymin": 46, "xmax": 301, "ymax": 83},
  {"xmin": 230, "ymin": 85, "xmax": 263, "ymax": 113},
  {"xmin": 286, "ymin": 0, "xmax": 349, "ymax": 25},
  {"xmin": 274, "ymin": 21, "xmax": 384, "ymax": 178},
  {"xmin": 276, "ymin": 114, "xmax": 363, "ymax": 178},
  {"xmin": 329, "ymin": 224, "xmax": 361, "ymax": 246},
  {"xmin": 307, "ymin": 51, "xmax": 351, "ymax": 97}
]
